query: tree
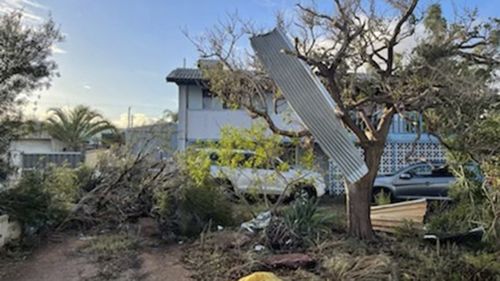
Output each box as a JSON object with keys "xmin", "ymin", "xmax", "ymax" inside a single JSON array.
[
  {"xmin": 161, "ymin": 109, "xmax": 179, "ymax": 123},
  {"xmin": 45, "ymin": 106, "xmax": 117, "ymax": 151},
  {"xmin": 187, "ymin": 1, "xmax": 499, "ymax": 239},
  {"xmin": 0, "ymin": 11, "xmax": 63, "ymax": 181}
]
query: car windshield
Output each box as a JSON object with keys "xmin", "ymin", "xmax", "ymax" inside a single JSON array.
[
  {"xmin": 383, "ymin": 162, "xmax": 447, "ymax": 177},
  {"xmin": 207, "ymin": 150, "xmax": 285, "ymax": 169}
]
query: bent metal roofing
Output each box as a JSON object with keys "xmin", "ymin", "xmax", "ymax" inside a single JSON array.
[{"xmin": 250, "ymin": 28, "xmax": 368, "ymax": 183}]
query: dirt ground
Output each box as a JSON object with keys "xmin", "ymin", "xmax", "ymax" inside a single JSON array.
[{"xmin": 0, "ymin": 235, "xmax": 193, "ymax": 281}]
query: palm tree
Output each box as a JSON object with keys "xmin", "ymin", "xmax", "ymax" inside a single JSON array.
[{"xmin": 45, "ymin": 105, "xmax": 117, "ymax": 151}]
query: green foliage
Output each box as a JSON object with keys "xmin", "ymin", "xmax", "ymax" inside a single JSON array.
[
  {"xmin": 74, "ymin": 165, "xmax": 99, "ymax": 192},
  {"xmin": 180, "ymin": 123, "xmax": 316, "ymax": 206},
  {"xmin": 176, "ymin": 182, "xmax": 235, "ymax": 237},
  {"xmin": 462, "ymin": 252, "xmax": 500, "ymax": 277},
  {"xmin": 266, "ymin": 198, "xmax": 335, "ymax": 250},
  {"xmin": 0, "ymin": 11, "xmax": 63, "ymax": 114},
  {"xmin": 182, "ymin": 148, "xmax": 212, "ymax": 187},
  {"xmin": 45, "ymin": 105, "xmax": 117, "ymax": 151},
  {"xmin": 0, "ymin": 166, "xmax": 78, "ymax": 232},
  {"xmin": 152, "ymin": 155, "xmax": 236, "ymax": 238},
  {"xmin": 373, "ymin": 190, "xmax": 391, "ymax": 206},
  {"xmin": 0, "ymin": 11, "xmax": 62, "ymax": 183},
  {"xmin": 424, "ymin": 4, "xmax": 447, "ymax": 40},
  {"xmin": 283, "ymin": 198, "xmax": 335, "ymax": 239},
  {"xmin": 428, "ymin": 153, "xmax": 499, "ymax": 246},
  {"xmin": 44, "ymin": 166, "xmax": 79, "ymax": 210}
]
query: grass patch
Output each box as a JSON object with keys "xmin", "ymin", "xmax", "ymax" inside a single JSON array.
[{"xmin": 79, "ymin": 233, "xmax": 141, "ymax": 281}]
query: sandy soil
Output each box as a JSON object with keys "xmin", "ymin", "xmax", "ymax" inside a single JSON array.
[{"xmin": 0, "ymin": 235, "xmax": 193, "ymax": 281}]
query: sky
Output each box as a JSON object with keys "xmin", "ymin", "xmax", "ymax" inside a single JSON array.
[{"xmin": 0, "ymin": 0, "xmax": 498, "ymax": 128}]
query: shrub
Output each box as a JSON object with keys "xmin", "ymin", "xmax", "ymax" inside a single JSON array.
[
  {"xmin": 266, "ymin": 198, "xmax": 335, "ymax": 250},
  {"xmin": 74, "ymin": 165, "xmax": 100, "ymax": 193},
  {"xmin": 427, "ymin": 158, "xmax": 498, "ymax": 246},
  {"xmin": 160, "ymin": 180, "xmax": 236, "ymax": 238},
  {"xmin": 373, "ymin": 190, "xmax": 391, "ymax": 206},
  {"xmin": 0, "ymin": 166, "xmax": 78, "ymax": 234},
  {"xmin": 461, "ymin": 252, "xmax": 500, "ymax": 278}
]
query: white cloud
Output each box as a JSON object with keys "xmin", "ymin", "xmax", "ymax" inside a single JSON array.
[
  {"xmin": 0, "ymin": 0, "xmax": 47, "ymax": 24},
  {"xmin": 114, "ymin": 113, "xmax": 159, "ymax": 128},
  {"xmin": 50, "ymin": 44, "xmax": 67, "ymax": 54},
  {"xmin": 20, "ymin": 0, "xmax": 47, "ymax": 10},
  {"xmin": 83, "ymin": 84, "xmax": 92, "ymax": 90}
]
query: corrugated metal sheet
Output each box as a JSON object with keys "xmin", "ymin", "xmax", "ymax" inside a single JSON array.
[{"xmin": 250, "ymin": 28, "xmax": 368, "ymax": 183}]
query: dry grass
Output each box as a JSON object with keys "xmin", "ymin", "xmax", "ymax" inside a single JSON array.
[
  {"xmin": 182, "ymin": 196, "xmax": 500, "ymax": 281},
  {"xmin": 78, "ymin": 233, "xmax": 142, "ymax": 281}
]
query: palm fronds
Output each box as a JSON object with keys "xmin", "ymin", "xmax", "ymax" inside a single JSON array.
[{"xmin": 45, "ymin": 105, "xmax": 117, "ymax": 151}]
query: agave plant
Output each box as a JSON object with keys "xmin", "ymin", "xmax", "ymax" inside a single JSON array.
[{"xmin": 45, "ymin": 105, "xmax": 117, "ymax": 151}]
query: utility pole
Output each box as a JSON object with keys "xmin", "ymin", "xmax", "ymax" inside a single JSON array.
[{"xmin": 127, "ymin": 106, "xmax": 131, "ymax": 129}]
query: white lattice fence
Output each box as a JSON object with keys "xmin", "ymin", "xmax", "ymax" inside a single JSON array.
[{"xmin": 328, "ymin": 140, "xmax": 445, "ymax": 195}]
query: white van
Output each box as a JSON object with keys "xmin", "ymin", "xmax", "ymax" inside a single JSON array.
[{"xmin": 202, "ymin": 149, "xmax": 326, "ymax": 199}]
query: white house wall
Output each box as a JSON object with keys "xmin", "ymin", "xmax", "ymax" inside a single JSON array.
[
  {"xmin": 184, "ymin": 85, "xmax": 305, "ymax": 142},
  {"xmin": 177, "ymin": 85, "xmax": 188, "ymax": 150},
  {"xmin": 10, "ymin": 139, "xmax": 54, "ymax": 154},
  {"xmin": 187, "ymin": 109, "xmax": 253, "ymax": 140},
  {"xmin": 187, "ymin": 85, "xmax": 203, "ymax": 110}
]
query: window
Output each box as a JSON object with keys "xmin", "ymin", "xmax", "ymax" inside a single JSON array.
[
  {"xmin": 202, "ymin": 89, "xmax": 214, "ymax": 109},
  {"xmin": 407, "ymin": 164, "xmax": 432, "ymax": 177},
  {"xmin": 431, "ymin": 167, "xmax": 453, "ymax": 177},
  {"xmin": 202, "ymin": 89, "xmax": 227, "ymax": 110}
]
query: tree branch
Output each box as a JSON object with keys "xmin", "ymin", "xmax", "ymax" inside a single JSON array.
[{"xmin": 385, "ymin": 0, "xmax": 418, "ymax": 75}]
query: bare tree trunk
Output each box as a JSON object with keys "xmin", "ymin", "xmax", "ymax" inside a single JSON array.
[{"xmin": 346, "ymin": 145, "xmax": 384, "ymax": 240}]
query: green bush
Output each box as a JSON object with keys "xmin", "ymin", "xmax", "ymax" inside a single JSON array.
[
  {"xmin": 178, "ymin": 182, "xmax": 235, "ymax": 237},
  {"xmin": 0, "ymin": 166, "xmax": 78, "ymax": 234},
  {"xmin": 154, "ymin": 177, "xmax": 236, "ymax": 238},
  {"xmin": 373, "ymin": 190, "xmax": 391, "ymax": 206},
  {"xmin": 266, "ymin": 198, "xmax": 336, "ymax": 250},
  {"xmin": 427, "ymin": 158, "xmax": 498, "ymax": 246},
  {"xmin": 74, "ymin": 165, "xmax": 100, "ymax": 193}
]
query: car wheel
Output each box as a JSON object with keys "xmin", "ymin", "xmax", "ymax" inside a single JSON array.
[
  {"xmin": 372, "ymin": 187, "xmax": 393, "ymax": 205},
  {"xmin": 294, "ymin": 185, "xmax": 317, "ymax": 201}
]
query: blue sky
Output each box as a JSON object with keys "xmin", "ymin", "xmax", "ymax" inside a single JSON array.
[{"xmin": 0, "ymin": 0, "xmax": 498, "ymax": 127}]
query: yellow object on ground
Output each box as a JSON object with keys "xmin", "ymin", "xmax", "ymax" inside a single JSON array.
[{"xmin": 238, "ymin": 272, "xmax": 282, "ymax": 281}]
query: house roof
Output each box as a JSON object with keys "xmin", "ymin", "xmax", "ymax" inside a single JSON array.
[{"xmin": 166, "ymin": 68, "xmax": 204, "ymax": 84}]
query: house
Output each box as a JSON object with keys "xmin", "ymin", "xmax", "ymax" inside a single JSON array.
[
  {"xmin": 9, "ymin": 130, "xmax": 66, "ymax": 154},
  {"xmin": 166, "ymin": 62, "xmax": 446, "ymax": 194},
  {"xmin": 166, "ymin": 61, "xmax": 306, "ymax": 151},
  {"xmin": 8, "ymin": 130, "xmax": 82, "ymax": 173}
]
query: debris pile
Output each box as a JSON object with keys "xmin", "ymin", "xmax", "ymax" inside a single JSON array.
[{"xmin": 59, "ymin": 147, "xmax": 179, "ymax": 230}]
